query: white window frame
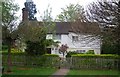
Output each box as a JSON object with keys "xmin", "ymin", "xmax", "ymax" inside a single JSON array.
[{"xmin": 72, "ymin": 36, "xmax": 78, "ymax": 42}]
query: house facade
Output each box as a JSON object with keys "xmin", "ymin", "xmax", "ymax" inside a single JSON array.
[
  {"xmin": 21, "ymin": 7, "xmax": 101, "ymax": 57},
  {"xmin": 46, "ymin": 22, "xmax": 101, "ymax": 57}
]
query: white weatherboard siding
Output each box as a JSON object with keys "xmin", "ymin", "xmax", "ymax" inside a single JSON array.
[{"xmin": 46, "ymin": 32, "xmax": 101, "ymax": 57}]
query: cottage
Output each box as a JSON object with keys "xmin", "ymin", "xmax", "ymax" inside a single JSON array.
[
  {"xmin": 21, "ymin": 6, "xmax": 101, "ymax": 57},
  {"xmin": 46, "ymin": 22, "xmax": 101, "ymax": 57}
]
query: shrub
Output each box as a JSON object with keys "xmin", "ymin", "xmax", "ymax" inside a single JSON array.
[
  {"xmin": 2, "ymin": 45, "xmax": 8, "ymax": 50},
  {"xmin": 66, "ymin": 51, "xmax": 78, "ymax": 57},
  {"xmin": 25, "ymin": 41, "xmax": 46, "ymax": 55},
  {"xmin": 11, "ymin": 48, "xmax": 22, "ymax": 53},
  {"xmin": 86, "ymin": 50, "xmax": 94, "ymax": 54}
]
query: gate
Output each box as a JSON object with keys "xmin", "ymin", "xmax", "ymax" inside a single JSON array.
[{"xmin": 58, "ymin": 58, "xmax": 70, "ymax": 69}]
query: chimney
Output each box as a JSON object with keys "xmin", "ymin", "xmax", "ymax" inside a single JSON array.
[{"xmin": 22, "ymin": 8, "xmax": 28, "ymax": 21}]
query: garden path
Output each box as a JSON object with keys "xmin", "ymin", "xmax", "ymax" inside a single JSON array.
[{"xmin": 49, "ymin": 68, "xmax": 69, "ymax": 77}]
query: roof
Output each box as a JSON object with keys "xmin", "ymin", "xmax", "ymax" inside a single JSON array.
[
  {"xmin": 20, "ymin": 21, "xmax": 100, "ymax": 34},
  {"xmin": 69, "ymin": 22, "xmax": 100, "ymax": 34},
  {"xmin": 51, "ymin": 22, "xmax": 71, "ymax": 34}
]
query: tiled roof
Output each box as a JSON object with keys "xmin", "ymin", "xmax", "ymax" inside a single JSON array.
[{"xmin": 20, "ymin": 21, "xmax": 100, "ymax": 34}]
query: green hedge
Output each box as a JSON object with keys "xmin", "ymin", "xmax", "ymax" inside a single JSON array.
[
  {"xmin": 86, "ymin": 50, "xmax": 94, "ymax": 54},
  {"xmin": 2, "ymin": 53, "xmax": 59, "ymax": 68},
  {"xmin": 42, "ymin": 54, "xmax": 59, "ymax": 57},
  {"xmin": 66, "ymin": 51, "xmax": 79, "ymax": 57},
  {"xmin": 2, "ymin": 52, "xmax": 26, "ymax": 56},
  {"xmin": 71, "ymin": 54, "xmax": 120, "ymax": 59},
  {"xmin": 70, "ymin": 54, "xmax": 119, "ymax": 70}
]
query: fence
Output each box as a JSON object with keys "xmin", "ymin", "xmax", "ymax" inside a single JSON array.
[
  {"xmin": 68, "ymin": 57, "xmax": 119, "ymax": 70},
  {"xmin": 2, "ymin": 55, "xmax": 60, "ymax": 68},
  {"xmin": 2, "ymin": 55, "xmax": 119, "ymax": 70}
]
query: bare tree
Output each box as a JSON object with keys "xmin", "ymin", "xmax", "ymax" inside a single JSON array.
[{"xmin": 86, "ymin": 0, "xmax": 120, "ymax": 54}]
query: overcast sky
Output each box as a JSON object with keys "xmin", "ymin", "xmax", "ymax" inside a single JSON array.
[{"xmin": 15, "ymin": 0, "xmax": 96, "ymax": 21}]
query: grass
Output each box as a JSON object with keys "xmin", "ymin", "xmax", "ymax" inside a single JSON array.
[
  {"xmin": 66, "ymin": 69, "xmax": 120, "ymax": 77},
  {"xmin": 2, "ymin": 66, "xmax": 57, "ymax": 77}
]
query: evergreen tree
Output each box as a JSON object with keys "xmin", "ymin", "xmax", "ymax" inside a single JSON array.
[{"xmin": 24, "ymin": 0, "xmax": 37, "ymax": 20}]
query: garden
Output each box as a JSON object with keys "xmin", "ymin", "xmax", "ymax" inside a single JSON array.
[{"xmin": 1, "ymin": 49, "xmax": 120, "ymax": 77}]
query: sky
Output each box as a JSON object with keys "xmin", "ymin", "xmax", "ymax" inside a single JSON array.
[{"xmin": 15, "ymin": 0, "xmax": 96, "ymax": 21}]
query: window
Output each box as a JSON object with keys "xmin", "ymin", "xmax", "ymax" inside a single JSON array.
[
  {"xmin": 76, "ymin": 50, "xmax": 85, "ymax": 53},
  {"xmin": 72, "ymin": 36, "xmax": 78, "ymax": 42},
  {"xmin": 53, "ymin": 34, "xmax": 61, "ymax": 40}
]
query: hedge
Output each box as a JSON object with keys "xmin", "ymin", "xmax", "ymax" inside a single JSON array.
[
  {"xmin": 42, "ymin": 54, "xmax": 59, "ymax": 57},
  {"xmin": 2, "ymin": 53, "xmax": 59, "ymax": 68},
  {"xmin": 71, "ymin": 54, "xmax": 120, "ymax": 59},
  {"xmin": 70, "ymin": 54, "xmax": 119, "ymax": 70}
]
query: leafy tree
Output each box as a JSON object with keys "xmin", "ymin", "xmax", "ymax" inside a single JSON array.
[
  {"xmin": 18, "ymin": 22, "xmax": 47, "ymax": 55},
  {"xmin": 56, "ymin": 3, "xmax": 86, "ymax": 22},
  {"xmin": 87, "ymin": 0, "xmax": 120, "ymax": 54},
  {"xmin": 40, "ymin": 5, "xmax": 55, "ymax": 33},
  {"xmin": 1, "ymin": 0, "xmax": 19, "ymax": 72},
  {"xmin": 18, "ymin": 6, "xmax": 55, "ymax": 55},
  {"xmin": 24, "ymin": 0, "xmax": 37, "ymax": 20}
]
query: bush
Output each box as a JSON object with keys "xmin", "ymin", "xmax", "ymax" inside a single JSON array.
[
  {"xmin": 66, "ymin": 51, "xmax": 78, "ymax": 57},
  {"xmin": 11, "ymin": 48, "xmax": 23, "ymax": 53},
  {"xmin": 86, "ymin": 50, "xmax": 94, "ymax": 54},
  {"xmin": 25, "ymin": 41, "xmax": 46, "ymax": 55},
  {"xmin": 2, "ymin": 45, "xmax": 8, "ymax": 50}
]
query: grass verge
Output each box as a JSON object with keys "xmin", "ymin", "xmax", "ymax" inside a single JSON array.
[
  {"xmin": 66, "ymin": 69, "xmax": 120, "ymax": 77},
  {"xmin": 2, "ymin": 66, "xmax": 57, "ymax": 77}
]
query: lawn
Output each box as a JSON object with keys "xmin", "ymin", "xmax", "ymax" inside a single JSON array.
[
  {"xmin": 66, "ymin": 69, "xmax": 120, "ymax": 77},
  {"xmin": 2, "ymin": 66, "xmax": 57, "ymax": 77}
]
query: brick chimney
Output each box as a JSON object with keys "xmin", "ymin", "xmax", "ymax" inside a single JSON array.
[{"xmin": 22, "ymin": 8, "xmax": 28, "ymax": 21}]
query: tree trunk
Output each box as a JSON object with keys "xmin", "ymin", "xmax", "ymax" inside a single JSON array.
[
  {"xmin": 7, "ymin": 40, "xmax": 12, "ymax": 72},
  {"xmin": 63, "ymin": 52, "xmax": 64, "ymax": 58}
]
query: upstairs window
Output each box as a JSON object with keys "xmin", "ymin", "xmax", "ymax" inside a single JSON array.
[
  {"xmin": 53, "ymin": 34, "xmax": 61, "ymax": 40},
  {"xmin": 72, "ymin": 36, "xmax": 78, "ymax": 42}
]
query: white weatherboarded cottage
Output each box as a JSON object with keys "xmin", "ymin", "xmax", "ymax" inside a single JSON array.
[{"xmin": 46, "ymin": 22, "xmax": 101, "ymax": 57}]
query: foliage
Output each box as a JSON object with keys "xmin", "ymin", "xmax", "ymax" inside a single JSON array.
[
  {"xmin": 11, "ymin": 48, "xmax": 22, "ymax": 53},
  {"xmin": 42, "ymin": 54, "xmax": 59, "ymax": 57},
  {"xmin": 24, "ymin": 1, "xmax": 37, "ymax": 20},
  {"xmin": 2, "ymin": 45, "xmax": 8, "ymax": 50},
  {"xmin": 40, "ymin": 5, "xmax": 56, "ymax": 34},
  {"xmin": 71, "ymin": 54, "xmax": 120, "ymax": 59},
  {"xmin": 101, "ymin": 43, "xmax": 118, "ymax": 54},
  {"xmin": 86, "ymin": 50, "xmax": 94, "ymax": 54},
  {"xmin": 2, "ymin": 52, "xmax": 25, "ymax": 55},
  {"xmin": 71, "ymin": 54, "xmax": 119, "ymax": 70},
  {"xmin": 18, "ymin": 5, "xmax": 55, "ymax": 56},
  {"xmin": 59, "ymin": 44, "xmax": 69, "ymax": 57},
  {"xmin": 2, "ymin": 53, "xmax": 59, "ymax": 68},
  {"xmin": 25, "ymin": 41, "xmax": 46, "ymax": 55},
  {"xmin": 56, "ymin": 3, "xmax": 86, "ymax": 22},
  {"xmin": 18, "ymin": 22, "xmax": 46, "ymax": 42},
  {"xmin": 66, "ymin": 51, "xmax": 78, "ymax": 57},
  {"xmin": 87, "ymin": 0, "xmax": 120, "ymax": 54},
  {"xmin": 1, "ymin": 0, "xmax": 20, "ymax": 72}
]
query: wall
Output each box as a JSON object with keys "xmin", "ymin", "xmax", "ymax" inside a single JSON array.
[{"xmin": 46, "ymin": 32, "xmax": 101, "ymax": 56}]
